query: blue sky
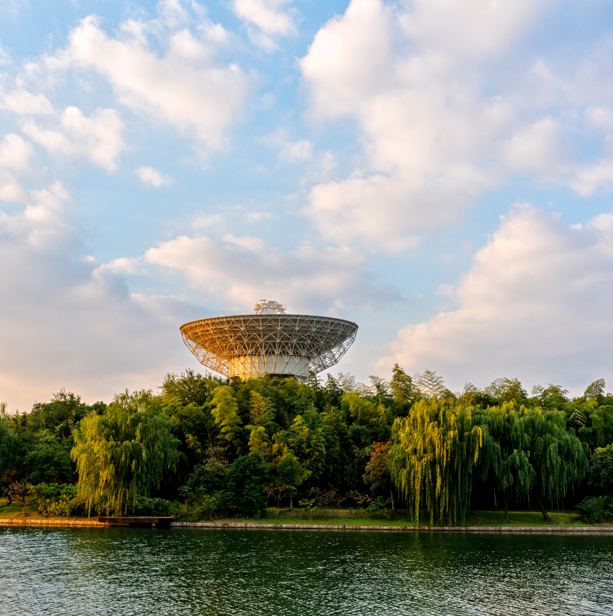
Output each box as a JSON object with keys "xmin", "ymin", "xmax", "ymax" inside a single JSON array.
[{"xmin": 2, "ymin": 0, "xmax": 613, "ymax": 411}]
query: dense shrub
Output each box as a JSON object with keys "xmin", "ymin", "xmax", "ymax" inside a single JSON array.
[
  {"xmin": 576, "ymin": 496, "xmax": 613, "ymax": 523},
  {"xmin": 225, "ymin": 452, "xmax": 271, "ymax": 515},
  {"xmin": 132, "ymin": 496, "xmax": 172, "ymax": 516},
  {"xmin": 29, "ymin": 483, "xmax": 84, "ymax": 517}
]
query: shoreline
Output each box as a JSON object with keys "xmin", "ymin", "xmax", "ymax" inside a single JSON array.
[{"xmin": 2, "ymin": 518, "xmax": 613, "ymax": 533}]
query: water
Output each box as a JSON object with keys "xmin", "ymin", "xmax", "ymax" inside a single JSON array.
[{"xmin": 1, "ymin": 527, "xmax": 613, "ymax": 615}]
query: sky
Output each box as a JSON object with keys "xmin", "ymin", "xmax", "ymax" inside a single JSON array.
[{"xmin": 2, "ymin": 0, "xmax": 613, "ymax": 411}]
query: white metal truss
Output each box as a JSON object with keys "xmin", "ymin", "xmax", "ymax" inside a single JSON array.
[{"xmin": 180, "ymin": 313, "xmax": 358, "ymax": 379}]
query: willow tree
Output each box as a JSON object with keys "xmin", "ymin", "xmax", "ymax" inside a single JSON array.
[
  {"xmin": 523, "ymin": 407, "xmax": 588, "ymax": 520},
  {"xmin": 475, "ymin": 402, "xmax": 534, "ymax": 521},
  {"xmin": 390, "ymin": 399, "xmax": 484, "ymax": 524},
  {"xmin": 71, "ymin": 390, "xmax": 179, "ymax": 516}
]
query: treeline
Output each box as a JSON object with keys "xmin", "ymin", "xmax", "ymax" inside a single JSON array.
[{"xmin": 1, "ymin": 367, "xmax": 613, "ymax": 523}]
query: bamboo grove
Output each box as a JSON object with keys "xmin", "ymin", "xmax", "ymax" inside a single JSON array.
[{"xmin": 1, "ymin": 366, "xmax": 612, "ymax": 523}]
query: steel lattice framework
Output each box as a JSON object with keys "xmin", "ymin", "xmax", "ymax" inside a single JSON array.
[{"xmin": 180, "ymin": 313, "xmax": 358, "ymax": 379}]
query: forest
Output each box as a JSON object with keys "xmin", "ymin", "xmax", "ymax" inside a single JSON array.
[{"xmin": 1, "ymin": 366, "xmax": 612, "ymax": 525}]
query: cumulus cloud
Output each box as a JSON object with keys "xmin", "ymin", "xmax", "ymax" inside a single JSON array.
[
  {"xmin": 0, "ymin": 133, "xmax": 35, "ymax": 174},
  {"xmin": 300, "ymin": 0, "xmax": 613, "ymax": 248},
  {"xmin": 45, "ymin": 14, "xmax": 250, "ymax": 147},
  {"xmin": 232, "ymin": 0, "xmax": 296, "ymax": 48},
  {"xmin": 117, "ymin": 230, "xmax": 401, "ymax": 315},
  {"xmin": 263, "ymin": 128, "xmax": 314, "ymax": 162},
  {"xmin": 137, "ymin": 165, "xmax": 174, "ymax": 187},
  {"xmin": 22, "ymin": 106, "xmax": 125, "ymax": 172},
  {"xmin": 379, "ymin": 205, "xmax": 613, "ymax": 392},
  {"xmin": 0, "ymin": 85, "xmax": 54, "ymax": 115},
  {"xmin": 0, "ymin": 182, "xmax": 204, "ymax": 413}
]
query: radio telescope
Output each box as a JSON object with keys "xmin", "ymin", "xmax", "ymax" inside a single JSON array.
[{"xmin": 180, "ymin": 300, "xmax": 358, "ymax": 380}]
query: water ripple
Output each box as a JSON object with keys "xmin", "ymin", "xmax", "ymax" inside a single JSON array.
[{"xmin": 1, "ymin": 527, "xmax": 612, "ymax": 615}]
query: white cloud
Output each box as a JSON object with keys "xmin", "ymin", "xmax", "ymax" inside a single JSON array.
[
  {"xmin": 0, "ymin": 182, "xmax": 203, "ymax": 412},
  {"xmin": 262, "ymin": 128, "xmax": 314, "ymax": 162},
  {"xmin": 45, "ymin": 15, "xmax": 250, "ymax": 147},
  {"xmin": 22, "ymin": 106, "xmax": 125, "ymax": 172},
  {"xmin": 121, "ymin": 230, "xmax": 401, "ymax": 315},
  {"xmin": 232, "ymin": 0, "xmax": 296, "ymax": 48},
  {"xmin": 0, "ymin": 133, "xmax": 35, "ymax": 174},
  {"xmin": 0, "ymin": 85, "xmax": 54, "ymax": 115},
  {"xmin": 379, "ymin": 205, "xmax": 613, "ymax": 392},
  {"xmin": 0, "ymin": 170, "xmax": 27, "ymax": 203},
  {"xmin": 137, "ymin": 165, "xmax": 174, "ymax": 187},
  {"xmin": 300, "ymin": 0, "xmax": 613, "ymax": 248}
]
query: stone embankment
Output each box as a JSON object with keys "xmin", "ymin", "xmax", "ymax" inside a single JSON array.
[{"xmin": 1, "ymin": 518, "xmax": 612, "ymax": 532}]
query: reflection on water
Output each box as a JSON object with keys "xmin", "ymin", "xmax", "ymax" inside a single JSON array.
[{"xmin": 1, "ymin": 527, "xmax": 613, "ymax": 615}]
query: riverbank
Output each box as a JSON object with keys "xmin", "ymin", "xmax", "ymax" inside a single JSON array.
[{"xmin": 2, "ymin": 505, "xmax": 613, "ymax": 531}]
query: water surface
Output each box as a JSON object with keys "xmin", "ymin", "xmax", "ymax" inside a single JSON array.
[{"xmin": 1, "ymin": 526, "xmax": 612, "ymax": 615}]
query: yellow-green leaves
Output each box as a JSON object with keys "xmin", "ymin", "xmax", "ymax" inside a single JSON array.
[
  {"xmin": 210, "ymin": 386, "xmax": 242, "ymax": 447},
  {"xmin": 390, "ymin": 398, "xmax": 483, "ymax": 525}
]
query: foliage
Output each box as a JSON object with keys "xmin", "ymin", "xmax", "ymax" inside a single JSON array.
[
  {"xmin": 71, "ymin": 390, "xmax": 179, "ymax": 516},
  {"xmin": 2, "ymin": 368, "xmax": 609, "ymax": 524},
  {"xmin": 363, "ymin": 441, "xmax": 393, "ymax": 497},
  {"xmin": 390, "ymin": 399, "xmax": 484, "ymax": 524},
  {"xmin": 29, "ymin": 482, "xmax": 84, "ymax": 517},
  {"xmin": 0, "ymin": 405, "xmax": 15, "ymax": 481},
  {"xmin": 576, "ymin": 496, "xmax": 613, "ymax": 523},
  {"xmin": 132, "ymin": 496, "xmax": 172, "ymax": 516},
  {"xmin": 587, "ymin": 444, "xmax": 613, "ymax": 495},
  {"xmin": 23, "ymin": 430, "xmax": 74, "ymax": 484},
  {"xmin": 225, "ymin": 452, "xmax": 271, "ymax": 514},
  {"xmin": 366, "ymin": 496, "xmax": 392, "ymax": 519},
  {"xmin": 210, "ymin": 386, "xmax": 242, "ymax": 448}
]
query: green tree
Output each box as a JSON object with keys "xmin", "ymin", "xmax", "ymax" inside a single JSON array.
[
  {"xmin": 225, "ymin": 452, "xmax": 271, "ymax": 514},
  {"xmin": 523, "ymin": 407, "xmax": 588, "ymax": 520},
  {"xmin": 475, "ymin": 402, "xmax": 534, "ymax": 521},
  {"xmin": 276, "ymin": 450, "xmax": 310, "ymax": 510},
  {"xmin": 23, "ymin": 430, "xmax": 74, "ymax": 483},
  {"xmin": 245, "ymin": 391, "xmax": 274, "ymax": 457},
  {"xmin": 587, "ymin": 444, "xmax": 613, "ymax": 495},
  {"xmin": 0, "ymin": 403, "xmax": 15, "ymax": 481},
  {"xmin": 71, "ymin": 390, "xmax": 179, "ymax": 516},
  {"xmin": 390, "ymin": 398, "xmax": 484, "ymax": 524},
  {"xmin": 210, "ymin": 386, "xmax": 243, "ymax": 448}
]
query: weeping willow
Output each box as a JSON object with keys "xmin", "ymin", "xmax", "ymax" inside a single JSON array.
[
  {"xmin": 71, "ymin": 390, "xmax": 179, "ymax": 516},
  {"xmin": 390, "ymin": 399, "xmax": 483, "ymax": 525}
]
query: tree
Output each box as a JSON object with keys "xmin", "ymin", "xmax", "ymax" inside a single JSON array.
[
  {"xmin": 362, "ymin": 441, "xmax": 395, "ymax": 509},
  {"xmin": 390, "ymin": 364, "xmax": 418, "ymax": 415},
  {"xmin": 245, "ymin": 391, "xmax": 273, "ymax": 457},
  {"xmin": 523, "ymin": 407, "xmax": 588, "ymax": 520},
  {"xmin": 484, "ymin": 378, "xmax": 528, "ymax": 406},
  {"xmin": 23, "ymin": 430, "xmax": 74, "ymax": 484},
  {"xmin": 0, "ymin": 404, "xmax": 15, "ymax": 482},
  {"xmin": 587, "ymin": 444, "xmax": 613, "ymax": 495},
  {"xmin": 276, "ymin": 450, "xmax": 310, "ymax": 510},
  {"xmin": 225, "ymin": 452, "xmax": 271, "ymax": 514},
  {"xmin": 210, "ymin": 386, "xmax": 243, "ymax": 448},
  {"xmin": 475, "ymin": 402, "xmax": 534, "ymax": 521},
  {"xmin": 71, "ymin": 390, "xmax": 179, "ymax": 516},
  {"xmin": 413, "ymin": 370, "xmax": 447, "ymax": 399},
  {"xmin": 390, "ymin": 398, "xmax": 484, "ymax": 524}
]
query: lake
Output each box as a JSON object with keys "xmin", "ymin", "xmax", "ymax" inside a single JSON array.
[{"xmin": 1, "ymin": 526, "xmax": 612, "ymax": 615}]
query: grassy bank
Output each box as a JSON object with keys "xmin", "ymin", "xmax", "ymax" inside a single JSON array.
[
  {"xmin": 191, "ymin": 509, "xmax": 607, "ymax": 528},
  {"xmin": 2, "ymin": 498, "xmax": 610, "ymax": 528}
]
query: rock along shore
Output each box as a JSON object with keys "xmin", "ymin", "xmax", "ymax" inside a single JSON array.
[{"xmin": 2, "ymin": 518, "xmax": 613, "ymax": 533}]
